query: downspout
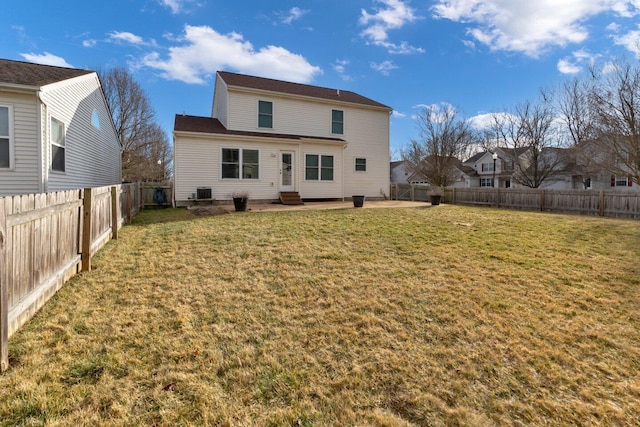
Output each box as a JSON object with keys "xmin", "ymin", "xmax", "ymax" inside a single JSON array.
[
  {"xmin": 37, "ymin": 91, "xmax": 48, "ymax": 193},
  {"xmin": 342, "ymin": 144, "xmax": 346, "ymax": 201}
]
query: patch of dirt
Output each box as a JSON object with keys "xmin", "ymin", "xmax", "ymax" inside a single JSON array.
[{"xmin": 187, "ymin": 206, "xmax": 229, "ymax": 216}]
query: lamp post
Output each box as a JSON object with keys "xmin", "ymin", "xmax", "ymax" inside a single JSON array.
[{"xmin": 492, "ymin": 152, "xmax": 498, "ymax": 188}]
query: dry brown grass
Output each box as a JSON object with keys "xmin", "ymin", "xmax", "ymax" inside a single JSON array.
[{"xmin": 1, "ymin": 205, "xmax": 639, "ymax": 426}]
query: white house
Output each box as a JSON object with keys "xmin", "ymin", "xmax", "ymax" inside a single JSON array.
[
  {"xmin": 173, "ymin": 71, "xmax": 392, "ymax": 206},
  {"xmin": 0, "ymin": 59, "xmax": 121, "ymax": 196}
]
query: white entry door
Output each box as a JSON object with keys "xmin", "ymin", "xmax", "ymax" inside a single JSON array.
[{"xmin": 280, "ymin": 151, "xmax": 295, "ymax": 192}]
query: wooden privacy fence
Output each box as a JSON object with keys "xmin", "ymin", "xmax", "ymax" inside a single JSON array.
[
  {"xmin": 0, "ymin": 183, "xmax": 142, "ymax": 371},
  {"xmin": 390, "ymin": 183, "xmax": 640, "ymax": 219}
]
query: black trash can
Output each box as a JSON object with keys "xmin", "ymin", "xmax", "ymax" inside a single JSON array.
[{"xmin": 352, "ymin": 195, "xmax": 365, "ymax": 208}]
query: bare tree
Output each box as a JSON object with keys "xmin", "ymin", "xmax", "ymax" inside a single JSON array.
[
  {"xmin": 556, "ymin": 77, "xmax": 601, "ymax": 188},
  {"xmin": 98, "ymin": 67, "xmax": 171, "ymax": 182},
  {"xmin": 490, "ymin": 98, "xmax": 566, "ymax": 188},
  {"xmin": 589, "ymin": 58, "xmax": 640, "ymax": 185},
  {"xmin": 402, "ymin": 104, "xmax": 477, "ymax": 187}
]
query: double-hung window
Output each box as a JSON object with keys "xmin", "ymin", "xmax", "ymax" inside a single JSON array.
[
  {"xmin": 305, "ymin": 154, "xmax": 334, "ymax": 181},
  {"xmin": 51, "ymin": 117, "xmax": 66, "ymax": 172},
  {"xmin": 355, "ymin": 157, "xmax": 366, "ymax": 172},
  {"xmin": 481, "ymin": 162, "xmax": 494, "ymax": 172},
  {"xmin": 480, "ymin": 178, "xmax": 494, "ymax": 187},
  {"xmin": 222, "ymin": 148, "xmax": 259, "ymax": 179},
  {"xmin": 258, "ymin": 100, "xmax": 273, "ymax": 128},
  {"xmin": 0, "ymin": 106, "xmax": 11, "ymax": 169},
  {"xmin": 331, "ymin": 109, "xmax": 344, "ymax": 134}
]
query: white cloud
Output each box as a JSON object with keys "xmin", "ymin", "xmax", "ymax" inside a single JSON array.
[
  {"xmin": 557, "ymin": 49, "xmax": 598, "ymax": 74},
  {"xmin": 20, "ymin": 52, "xmax": 74, "ymax": 68},
  {"xmin": 140, "ymin": 25, "xmax": 322, "ymax": 84},
  {"xmin": 109, "ymin": 31, "xmax": 147, "ymax": 45},
  {"xmin": 432, "ymin": 0, "xmax": 640, "ymax": 57},
  {"xmin": 607, "ymin": 22, "xmax": 621, "ymax": 32},
  {"xmin": 614, "ymin": 26, "xmax": 640, "ymax": 56},
  {"xmin": 557, "ymin": 59, "xmax": 582, "ymax": 74},
  {"xmin": 280, "ymin": 7, "xmax": 309, "ymax": 24},
  {"xmin": 82, "ymin": 39, "xmax": 97, "ymax": 48},
  {"xmin": 159, "ymin": 0, "xmax": 189, "ymax": 14},
  {"xmin": 360, "ymin": 0, "xmax": 424, "ymax": 54},
  {"xmin": 370, "ymin": 60, "xmax": 399, "ymax": 75},
  {"xmin": 392, "ymin": 110, "xmax": 406, "ymax": 118}
]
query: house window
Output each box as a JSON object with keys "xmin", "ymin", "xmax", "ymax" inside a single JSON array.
[
  {"xmin": 480, "ymin": 178, "xmax": 494, "ymax": 187},
  {"xmin": 585, "ymin": 177, "xmax": 592, "ymax": 189},
  {"xmin": 331, "ymin": 109, "xmax": 344, "ymax": 134},
  {"xmin": 91, "ymin": 109, "xmax": 101, "ymax": 129},
  {"xmin": 481, "ymin": 162, "xmax": 494, "ymax": 172},
  {"xmin": 51, "ymin": 117, "xmax": 65, "ymax": 172},
  {"xmin": 0, "ymin": 105, "xmax": 11, "ymax": 169},
  {"xmin": 305, "ymin": 154, "xmax": 334, "ymax": 181},
  {"xmin": 355, "ymin": 157, "xmax": 366, "ymax": 172},
  {"xmin": 222, "ymin": 148, "xmax": 259, "ymax": 179},
  {"xmin": 258, "ymin": 100, "xmax": 273, "ymax": 128},
  {"xmin": 612, "ymin": 175, "xmax": 632, "ymax": 187},
  {"xmin": 504, "ymin": 160, "xmax": 514, "ymax": 171}
]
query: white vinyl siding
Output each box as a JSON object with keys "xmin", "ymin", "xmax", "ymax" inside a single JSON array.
[
  {"xmin": 0, "ymin": 92, "xmax": 40, "ymax": 196},
  {"xmin": 40, "ymin": 73, "xmax": 121, "ymax": 191}
]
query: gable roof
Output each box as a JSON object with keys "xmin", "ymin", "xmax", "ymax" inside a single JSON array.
[
  {"xmin": 217, "ymin": 71, "xmax": 391, "ymax": 110},
  {"xmin": 174, "ymin": 114, "xmax": 346, "ymax": 143},
  {"xmin": 0, "ymin": 58, "xmax": 92, "ymax": 88}
]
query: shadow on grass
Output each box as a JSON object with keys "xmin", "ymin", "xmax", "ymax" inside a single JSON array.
[{"xmin": 129, "ymin": 207, "xmax": 225, "ymax": 226}]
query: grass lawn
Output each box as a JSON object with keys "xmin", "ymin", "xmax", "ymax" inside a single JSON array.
[{"xmin": 1, "ymin": 204, "xmax": 639, "ymax": 426}]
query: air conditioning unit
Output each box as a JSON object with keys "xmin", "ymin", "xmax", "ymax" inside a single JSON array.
[{"xmin": 196, "ymin": 187, "xmax": 212, "ymax": 200}]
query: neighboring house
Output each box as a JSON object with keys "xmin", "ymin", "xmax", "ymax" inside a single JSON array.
[
  {"xmin": 0, "ymin": 59, "xmax": 121, "ymax": 196},
  {"xmin": 461, "ymin": 148, "xmax": 531, "ymax": 188},
  {"xmin": 173, "ymin": 71, "xmax": 392, "ymax": 206},
  {"xmin": 390, "ymin": 160, "xmax": 431, "ymax": 184}
]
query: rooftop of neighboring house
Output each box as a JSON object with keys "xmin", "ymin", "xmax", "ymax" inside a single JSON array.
[
  {"xmin": 0, "ymin": 58, "xmax": 92, "ymax": 88},
  {"xmin": 174, "ymin": 114, "xmax": 345, "ymax": 142},
  {"xmin": 217, "ymin": 71, "xmax": 392, "ymax": 110}
]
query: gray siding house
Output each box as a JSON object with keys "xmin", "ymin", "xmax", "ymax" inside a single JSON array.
[{"xmin": 0, "ymin": 59, "xmax": 121, "ymax": 196}]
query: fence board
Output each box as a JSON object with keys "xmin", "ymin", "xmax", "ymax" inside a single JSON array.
[{"xmin": 0, "ymin": 182, "xmax": 142, "ymax": 371}]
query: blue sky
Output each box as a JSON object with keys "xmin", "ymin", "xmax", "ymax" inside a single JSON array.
[{"xmin": 3, "ymin": 0, "xmax": 640, "ymax": 157}]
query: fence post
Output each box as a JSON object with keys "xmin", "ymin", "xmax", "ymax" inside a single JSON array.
[
  {"xmin": 599, "ymin": 190, "xmax": 605, "ymax": 217},
  {"xmin": 496, "ymin": 188, "xmax": 501, "ymax": 208},
  {"xmin": 81, "ymin": 187, "xmax": 93, "ymax": 272},
  {"xmin": 0, "ymin": 198, "xmax": 8, "ymax": 372},
  {"xmin": 410, "ymin": 185, "xmax": 415, "ymax": 201},
  {"xmin": 111, "ymin": 186, "xmax": 119, "ymax": 240},
  {"xmin": 540, "ymin": 189, "xmax": 545, "ymax": 211}
]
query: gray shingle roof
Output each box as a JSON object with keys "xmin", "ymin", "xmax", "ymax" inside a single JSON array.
[
  {"xmin": 218, "ymin": 71, "xmax": 391, "ymax": 110},
  {"xmin": 174, "ymin": 114, "xmax": 345, "ymax": 142},
  {"xmin": 0, "ymin": 58, "xmax": 92, "ymax": 87}
]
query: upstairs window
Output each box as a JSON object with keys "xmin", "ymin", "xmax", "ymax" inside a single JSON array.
[
  {"xmin": 355, "ymin": 157, "xmax": 367, "ymax": 172},
  {"xmin": 481, "ymin": 162, "xmax": 494, "ymax": 172},
  {"xmin": 51, "ymin": 117, "xmax": 66, "ymax": 172},
  {"xmin": 331, "ymin": 109, "xmax": 344, "ymax": 134},
  {"xmin": 0, "ymin": 106, "xmax": 11, "ymax": 169},
  {"xmin": 258, "ymin": 100, "xmax": 273, "ymax": 128},
  {"xmin": 611, "ymin": 175, "xmax": 632, "ymax": 187},
  {"xmin": 305, "ymin": 154, "xmax": 334, "ymax": 181},
  {"xmin": 222, "ymin": 148, "xmax": 259, "ymax": 179}
]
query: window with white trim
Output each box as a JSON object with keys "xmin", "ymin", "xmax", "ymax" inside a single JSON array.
[
  {"xmin": 355, "ymin": 157, "xmax": 366, "ymax": 172},
  {"xmin": 612, "ymin": 175, "xmax": 631, "ymax": 187},
  {"xmin": 331, "ymin": 109, "xmax": 344, "ymax": 134},
  {"xmin": 51, "ymin": 117, "xmax": 65, "ymax": 172},
  {"xmin": 0, "ymin": 105, "xmax": 11, "ymax": 169},
  {"xmin": 258, "ymin": 100, "xmax": 273, "ymax": 128},
  {"xmin": 481, "ymin": 162, "xmax": 494, "ymax": 172},
  {"xmin": 222, "ymin": 148, "xmax": 260, "ymax": 179},
  {"xmin": 480, "ymin": 178, "xmax": 494, "ymax": 187},
  {"xmin": 305, "ymin": 154, "xmax": 334, "ymax": 181}
]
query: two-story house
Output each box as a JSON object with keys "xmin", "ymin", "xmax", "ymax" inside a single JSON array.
[
  {"xmin": 0, "ymin": 59, "xmax": 121, "ymax": 196},
  {"xmin": 173, "ymin": 71, "xmax": 392, "ymax": 206}
]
